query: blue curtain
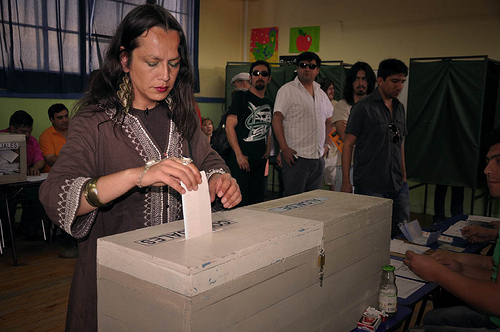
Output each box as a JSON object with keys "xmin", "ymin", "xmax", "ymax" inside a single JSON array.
[{"xmin": 0, "ymin": 0, "xmax": 199, "ymax": 94}]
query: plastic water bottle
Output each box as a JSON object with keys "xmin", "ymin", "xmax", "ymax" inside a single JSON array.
[{"xmin": 378, "ymin": 264, "xmax": 398, "ymax": 318}]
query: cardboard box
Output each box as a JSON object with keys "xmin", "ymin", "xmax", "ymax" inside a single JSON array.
[
  {"xmin": 97, "ymin": 190, "xmax": 392, "ymax": 331},
  {"xmin": 0, "ymin": 133, "xmax": 26, "ymax": 184}
]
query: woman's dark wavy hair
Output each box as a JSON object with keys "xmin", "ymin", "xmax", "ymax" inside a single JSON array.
[
  {"xmin": 77, "ymin": 4, "xmax": 197, "ymax": 139},
  {"xmin": 343, "ymin": 62, "xmax": 376, "ymax": 106}
]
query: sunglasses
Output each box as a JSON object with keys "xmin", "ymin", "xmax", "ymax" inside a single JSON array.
[
  {"xmin": 251, "ymin": 70, "xmax": 270, "ymax": 77},
  {"xmin": 298, "ymin": 62, "xmax": 318, "ymax": 70},
  {"xmin": 388, "ymin": 123, "xmax": 401, "ymax": 144}
]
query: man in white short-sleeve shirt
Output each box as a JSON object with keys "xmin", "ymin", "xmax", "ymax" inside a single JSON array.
[{"xmin": 272, "ymin": 52, "xmax": 333, "ymax": 196}]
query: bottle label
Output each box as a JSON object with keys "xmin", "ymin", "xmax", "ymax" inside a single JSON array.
[{"xmin": 379, "ymin": 290, "xmax": 397, "ymax": 314}]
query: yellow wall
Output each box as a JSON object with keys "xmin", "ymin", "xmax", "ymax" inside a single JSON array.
[
  {"xmin": 248, "ymin": 0, "xmax": 500, "ymax": 68},
  {"xmin": 196, "ymin": 0, "xmax": 245, "ymax": 98},
  {"xmin": 195, "ymin": 0, "xmax": 500, "ymax": 98}
]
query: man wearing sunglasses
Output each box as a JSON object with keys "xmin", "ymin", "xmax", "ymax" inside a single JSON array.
[
  {"xmin": 225, "ymin": 60, "xmax": 273, "ymax": 206},
  {"xmin": 342, "ymin": 59, "xmax": 409, "ymax": 237},
  {"xmin": 272, "ymin": 52, "xmax": 333, "ymax": 196}
]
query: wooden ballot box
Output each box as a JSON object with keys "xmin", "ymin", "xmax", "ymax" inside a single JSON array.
[
  {"xmin": 97, "ymin": 190, "xmax": 392, "ymax": 331},
  {"xmin": 0, "ymin": 134, "xmax": 26, "ymax": 184},
  {"xmin": 245, "ymin": 190, "xmax": 392, "ymax": 331}
]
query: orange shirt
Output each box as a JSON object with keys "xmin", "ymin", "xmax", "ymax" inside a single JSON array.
[{"xmin": 39, "ymin": 126, "xmax": 66, "ymax": 173}]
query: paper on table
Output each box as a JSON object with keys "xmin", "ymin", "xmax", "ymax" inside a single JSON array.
[
  {"xmin": 390, "ymin": 258, "xmax": 424, "ymax": 282},
  {"xmin": 442, "ymin": 220, "xmax": 468, "ymax": 238},
  {"xmin": 439, "ymin": 243, "xmax": 465, "ymax": 253},
  {"xmin": 27, "ymin": 173, "xmax": 49, "ymax": 182},
  {"xmin": 181, "ymin": 171, "xmax": 212, "ymax": 239},
  {"xmin": 467, "ymin": 215, "xmax": 500, "ymax": 224},
  {"xmin": 396, "ymin": 276, "xmax": 426, "ymax": 299},
  {"xmin": 390, "ymin": 239, "xmax": 428, "ymax": 255}
]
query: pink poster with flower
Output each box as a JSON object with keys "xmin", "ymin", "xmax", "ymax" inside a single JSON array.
[{"xmin": 250, "ymin": 27, "xmax": 279, "ymax": 63}]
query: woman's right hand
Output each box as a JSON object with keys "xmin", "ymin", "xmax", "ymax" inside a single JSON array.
[{"xmin": 136, "ymin": 158, "xmax": 202, "ymax": 194}]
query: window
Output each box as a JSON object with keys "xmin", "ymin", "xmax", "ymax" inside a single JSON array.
[{"xmin": 0, "ymin": 0, "xmax": 199, "ymax": 95}]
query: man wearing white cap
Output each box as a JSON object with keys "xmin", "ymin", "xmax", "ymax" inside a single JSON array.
[{"xmin": 231, "ymin": 72, "xmax": 251, "ymax": 91}]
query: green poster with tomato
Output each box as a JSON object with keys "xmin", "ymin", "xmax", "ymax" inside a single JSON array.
[{"xmin": 289, "ymin": 26, "xmax": 320, "ymax": 53}]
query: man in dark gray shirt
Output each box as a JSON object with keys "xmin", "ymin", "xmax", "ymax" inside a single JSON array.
[{"xmin": 341, "ymin": 59, "xmax": 409, "ymax": 237}]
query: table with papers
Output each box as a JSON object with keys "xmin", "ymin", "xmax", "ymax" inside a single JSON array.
[{"xmin": 389, "ymin": 214, "xmax": 495, "ymax": 329}]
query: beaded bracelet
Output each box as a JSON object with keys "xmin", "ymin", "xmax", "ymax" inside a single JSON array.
[{"xmin": 83, "ymin": 177, "xmax": 111, "ymax": 208}]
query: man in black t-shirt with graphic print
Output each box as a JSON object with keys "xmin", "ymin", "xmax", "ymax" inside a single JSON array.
[{"xmin": 225, "ymin": 60, "xmax": 273, "ymax": 207}]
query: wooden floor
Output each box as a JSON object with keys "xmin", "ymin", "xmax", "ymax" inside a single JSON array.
[{"xmin": 0, "ymin": 235, "xmax": 75, "ymax": 331}]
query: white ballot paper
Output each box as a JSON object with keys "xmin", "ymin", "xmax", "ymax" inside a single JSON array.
[
  {"xmin": 390, "ymin": 258, "xmax": 424, "ymax": 282},
  {"xmin": 467, "ymin": 215, "xmax": 500, "ymax": 224},
  {"xmin": 395, "ymin": 276, "xmax": 426, "ymax": 299},
  {"xmin": 0, "ymin": 149, "xmax": 19, "ymax": 163},
  {"xmin": 181, "ymin": 170, "xmax": 212, "ymax": 239},
  {"xmin": 442, "ymin": 220, "xmax": 468, "ymax": 238},
  {"xmin": 390, "ymin": 239, "xmax": 428, "ymax": 255},
  {"xmin": 27, "ymin": 173, "xmax": 49, "ymax": 182}
]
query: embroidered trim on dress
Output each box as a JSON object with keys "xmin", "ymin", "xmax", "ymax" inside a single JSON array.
[
  {"xmin": 58, "ymin": 176, "xmax": 98, "ymax": 239},
  {"xmin": 165, "ymin": 119, "xmax": 183, "ymax": 223},
  {"xmin": 120, "ymin": 111, "xmax": 165, "ymax": 227}
]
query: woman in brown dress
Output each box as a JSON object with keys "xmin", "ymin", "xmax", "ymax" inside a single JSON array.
[{"xmin": 39, "ymin": 5, "xmax": 240, "ymax": 331}]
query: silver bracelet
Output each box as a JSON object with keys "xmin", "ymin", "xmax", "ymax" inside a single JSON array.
[
  {"xmin": 137, "ymin": 160, "xmax": 160, "ymax": 188},
  {"xmin": 137, "ymin": 157, "xmax": 193, "ymax": 188},
  {"xmin": 168, "ymin": 156, "xmax": 193, "ymax": 165}
]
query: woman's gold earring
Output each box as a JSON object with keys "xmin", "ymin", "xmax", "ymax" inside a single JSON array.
[
  {"xmin": 117, "ymin": 73, "xmax": 133, "ymax": 114},
  {"xmin": 165, "ymin": 95, "xmax": 173, "ymax": 110}
]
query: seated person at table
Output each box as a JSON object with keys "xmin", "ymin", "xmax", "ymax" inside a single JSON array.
[
  {"xmin": 0, "ymin": 110, "xmax": 45, "ymax": 240},
  {"xmin": 39, "ymin": 103, "xmax": 69, "ymax": 173},
  {"xmin": 2, "ymin": 110, "xmax": 45, "ymax": 176},
  {"xmin": 405, "ymin": 127, "xmax": 500, "ymax": 331}
]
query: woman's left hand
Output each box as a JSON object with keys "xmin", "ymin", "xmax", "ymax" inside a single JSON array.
[{"xmin": 208, "ymin": 173, "xmax": 241, "ymax": 209}]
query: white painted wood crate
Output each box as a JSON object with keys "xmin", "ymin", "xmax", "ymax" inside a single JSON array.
[
  {"xmin": 245, "ymin": 190, "xmax": 392, "ymax": 331},
  {"xmin": 97, "ymin": 190, "xmax": 391, "ymax": 331}
]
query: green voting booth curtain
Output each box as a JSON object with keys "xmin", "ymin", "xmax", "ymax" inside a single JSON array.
[
  {"xmin": 406, "ymin": 57, "xmax": 500, "ymax": 188},
  {"xmin": 224, "ymin": 61, "xmax": 345, "ymax": 112}
]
